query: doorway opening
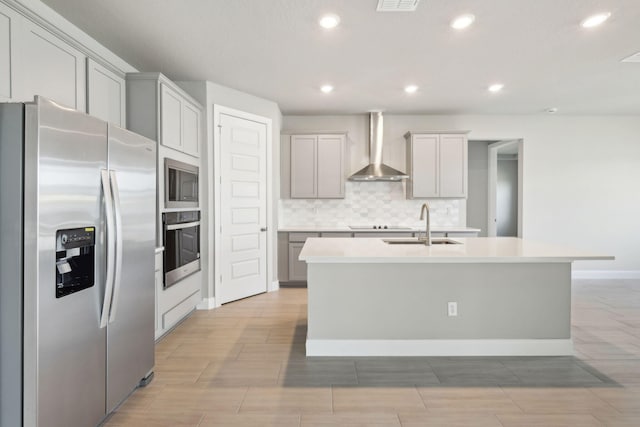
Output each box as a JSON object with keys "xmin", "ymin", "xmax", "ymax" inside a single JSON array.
[{"xmin": 467, "ymin": 139, "xmax": 523, "ymax": 237}]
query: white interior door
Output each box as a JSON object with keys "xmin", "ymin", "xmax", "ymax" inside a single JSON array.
[{"xmin": 219, "ymin": 113, "xmax": 267, "ymax": 304}]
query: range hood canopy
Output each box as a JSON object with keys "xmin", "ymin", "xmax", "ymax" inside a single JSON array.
[{"xmin": 349, "ymin": 112, "xmax": 409, "ymax": 181}]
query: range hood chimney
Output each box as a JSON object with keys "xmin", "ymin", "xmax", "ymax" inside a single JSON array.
[{"xmin": 349, "ymin": 112, "xmax": 409, "ymax": 181}]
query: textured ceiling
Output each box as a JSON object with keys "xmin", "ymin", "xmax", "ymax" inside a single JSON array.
[{"xmin": 41, "ymin": 0, "xmax": 640, "ymax": 115}]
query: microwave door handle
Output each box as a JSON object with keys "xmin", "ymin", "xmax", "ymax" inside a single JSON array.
[
  {"xmin": 99, "ymin": 170, "xmax": 116, "ymax": 329},
  {"xmin": 166, "ymin": 221, "xmax": 200, "ymax": 231},
  {"xmin": 108, "ymin": 170, "xmax": 123, "ymax": 323}
]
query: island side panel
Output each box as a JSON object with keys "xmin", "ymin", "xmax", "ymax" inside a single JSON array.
[{"xmin": 306, "ymin": 262, "xmax": 571, "ymax": 341}]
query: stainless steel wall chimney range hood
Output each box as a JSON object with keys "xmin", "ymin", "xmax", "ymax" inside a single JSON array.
[{"xmin": 349, "ymin": 112, "xmax": 409, "ymax": 181}]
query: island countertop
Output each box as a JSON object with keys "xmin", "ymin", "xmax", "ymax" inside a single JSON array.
[
  {"xmin": 299, "ymin": 237, "xmax": 614, "ymax": 264},
  {"xmin": 278, "ymin": 226, "xmax": 480, "ymax": 233}
]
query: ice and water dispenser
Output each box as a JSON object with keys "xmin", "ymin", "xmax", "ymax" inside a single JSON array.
[{"xmin": 55, "ymin": 227, "xmax": 96, "ymax": 298}]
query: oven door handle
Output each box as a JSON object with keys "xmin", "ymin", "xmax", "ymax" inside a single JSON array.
[{"xmin": 166, "ymin": 221, "xmax": 200, "ymax": 231}]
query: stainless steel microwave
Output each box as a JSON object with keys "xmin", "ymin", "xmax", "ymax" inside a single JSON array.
[{"xmin": 165, "ymin": 158, "xmax": 198, "ymax": 209}]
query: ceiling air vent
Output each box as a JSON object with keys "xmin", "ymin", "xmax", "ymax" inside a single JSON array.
[
  {"xmin": 376, "ymin": 0, "xmax": 421, "ymax": 12},
  {"xmin": 621, "ymin": 51, "xmax": 640, "ymax": 63}
]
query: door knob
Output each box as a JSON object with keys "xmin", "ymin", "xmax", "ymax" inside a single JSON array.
[{"xmin": 260, "ymin": 227, "xmax": 267, "ymax": 232}]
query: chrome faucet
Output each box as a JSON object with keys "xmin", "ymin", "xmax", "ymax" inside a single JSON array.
[{"xmin": 419, "ymin": 203, "xmax": 432, "ymax": 246}]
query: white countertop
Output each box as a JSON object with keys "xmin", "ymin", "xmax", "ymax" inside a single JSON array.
[
  {"xmin": 299, "ymin": 237, "xmax": 614, "ymax": 264},
  {"xmin": 278, "ymin": 226, "xmax": 481, "ymax": 233}
]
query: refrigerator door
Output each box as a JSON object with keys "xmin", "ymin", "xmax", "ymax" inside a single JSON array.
[
  {"xmin": 106, "ymin": 124, "xmax": 156, "ymax": 411},
  {"xmin": 23, "ymin": 97, "xmax": 108, "ymax": 427}
]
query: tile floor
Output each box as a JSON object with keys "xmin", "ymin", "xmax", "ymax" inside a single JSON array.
[{"xmin": 104, "ymin": 279, "xmax": 640, "ymax": 426}]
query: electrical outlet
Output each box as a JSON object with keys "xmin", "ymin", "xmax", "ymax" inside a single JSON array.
[{"xmin": 448, "ymin": 302, "xmax": 458, "ymax": 317}]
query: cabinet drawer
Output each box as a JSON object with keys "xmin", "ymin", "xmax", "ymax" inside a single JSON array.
[
  {"xmin": 288, "ymin": 232, "xmax": 320, "ymax": 242},
  {"xmin": 321, "ymin": 232, "xmax": 353, "ymax": 238}
]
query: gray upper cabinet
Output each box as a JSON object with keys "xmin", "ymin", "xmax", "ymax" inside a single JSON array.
[
  {"xmin": 127, "ymin": 73, "xmax": 203, "ymax": 158},
  {"xmin": 160, "ymin": 82, "xmax": 201, "ymax": 157},
  {"xmin": 1, "ymin": 2, "xmax": 128, "ymax": 119},
  {"xmin": 405, "ymin": 132, "xmax": 468, "ymax": 199},
  {"xmin": 0, "ymin": 2, "xmax": 18, "ymax": 102},
  {"xmin": 290, "ymin": 133, "xmax": 346, "ymax": 199},
  {"xmin": 20, "ymin": 19, "xmax": 86, "ymax": 110},
  {"xmin": 160, "ymin": 83, "xmax": 183, "ymax": 150},
  {"xmin": 86, "ymin": 58, "xmax": 126, "ymax": 126}
]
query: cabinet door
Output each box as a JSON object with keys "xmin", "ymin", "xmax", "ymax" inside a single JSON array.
[
  {"xmin": 288, "ymin": 242, "xmax": 307, "ymax": 281},
  {"xmin": 86, "ymin": 58, "xmax": 126, "ymax": 126},
  {"xmin": 181, "ymin": 101, "xmax": 201, "ymax": 157},
  {"xmin": 160, "ymin": 83, "xmax": 182, "ymax": 150},
  {"xmin": 0, "ymin": 3, "xmax": 19, "ymax": 102},
  {"xmin": 410, "ymin": 135, "xmax": 439, "ymax": 198},
  {"xmin": 20, "ymin": 20, "xmax": 86, "ymax": 110},
  {"xmin": 290, "ymin": 135, "xmax": 317, "ymax": 198},
  {"xmin": 439, "ymin": 134, "xmax": 467, "ymax": 198},
  {"xmin": 317, "ymin": 134, "xmax": 345, "ymax": 198}
]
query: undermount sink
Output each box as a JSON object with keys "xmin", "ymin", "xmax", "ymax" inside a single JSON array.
[{"xmin": 383, "ymin": 238, "xmax": 462, "ymax": 245}]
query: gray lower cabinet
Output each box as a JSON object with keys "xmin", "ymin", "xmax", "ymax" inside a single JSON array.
[{"xmin": 288, "ymin": 243, "xmax": 307, "ymax": 281}]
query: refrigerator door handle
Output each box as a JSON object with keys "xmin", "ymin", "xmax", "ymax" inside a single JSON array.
[
  {"xmin": 100, "ymin": 169, "xmax": 116, "ymax": 328},
  {"xmin": 108, "ymin": 170, "xmax": 123, "ymax": 323}
]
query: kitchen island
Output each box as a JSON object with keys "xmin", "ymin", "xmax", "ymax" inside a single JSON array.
[{"xmin": 299, "ymin": 237, "xmax": 612, "ymax": 357}]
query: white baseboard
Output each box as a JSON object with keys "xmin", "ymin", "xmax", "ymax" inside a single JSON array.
[
  {"xmin": 306, "ymin": 339, "xmax": 574, "ymax": 357},
  {"xmin": 572, "ymin": 270, "xmax": 640, "ymax": 280},
  {"xmin": 268, "ymin": 280, "xmax": 280, "ymax": 292},
  {"xmin": 196, "ymin": 297, "xmax": 216, "ymax": 310}
]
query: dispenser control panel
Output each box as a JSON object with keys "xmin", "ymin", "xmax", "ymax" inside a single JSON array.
[{"xmin": 55, "ymin": 227, "xmax": 96, "ymax": 298}]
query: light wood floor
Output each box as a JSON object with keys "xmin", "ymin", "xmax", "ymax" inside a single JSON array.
[{"xmin": 104, "ymin": 279, "xmax": 640, "ymax": 426}]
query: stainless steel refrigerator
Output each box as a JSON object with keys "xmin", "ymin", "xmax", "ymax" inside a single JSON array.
[{"xmin": 0, "ymin": 97, "xmax": 156, "ymax": 427}]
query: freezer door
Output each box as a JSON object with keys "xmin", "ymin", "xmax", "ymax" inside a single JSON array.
[
  {"xmin": 106, "ymin": 124, "xmax": 156, "ymax": 411},
  {"xmin": 23, "ymin": 97, "xmax": 108, "ymax": 427}
]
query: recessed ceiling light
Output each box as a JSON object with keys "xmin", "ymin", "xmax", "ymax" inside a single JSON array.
[
  {"xmin": 404, "ymin": 85, "xmax": 418, "ymax": 94},
  {"xmin": 451, "ymin": 14, "xmax": 475, "ymax": 30},
  {"xmin": 319, "ymin": 14, "xmax": 340, "ymax": 29},
  {"xmin": 581, "ymin": 12, "xmax": 611, "ymax": 28},
  {"xmin": 320, "ymin": 85, "xmax": 334, "ymax": 93},
  {"xmin": 488, "ymin": 83, "xmax": 504, "ymax": 93},
  {"xmin": 546, "ymin": 107, "xmax": 558, "ymax": 114}
]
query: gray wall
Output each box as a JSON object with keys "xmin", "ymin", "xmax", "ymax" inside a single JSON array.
[
  {"xmin": 497, "ymin": 157, "xmax": 518, "ymax": 237},
  {"xmin": 467, "ymin": 141, "xmax": 490, "ymax": 237}
]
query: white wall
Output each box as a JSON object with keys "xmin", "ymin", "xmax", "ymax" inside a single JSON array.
[
  {"xmin": 283, "ymin": 114, "xmax": 640, "ymax": 272},
  {"xmin": 179, "ymin": 81, "xmax": 282, "ymax": 303}
]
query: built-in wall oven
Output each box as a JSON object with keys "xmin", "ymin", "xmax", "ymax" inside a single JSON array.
[
  {"xmin": 165, "ymin": 158, "xmax": 198, "ymax": 209},
  {"xmin": 163, "ymin": 210, "xmax": 201, "ymax": 288}
]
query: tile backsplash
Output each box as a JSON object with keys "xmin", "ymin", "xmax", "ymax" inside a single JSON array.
[{"xmin": 279, "ymin": 181, "xmax": 461, "ymax": 227}]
